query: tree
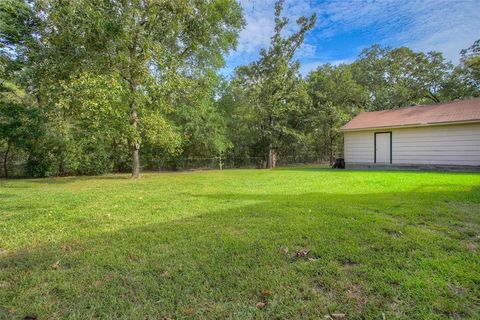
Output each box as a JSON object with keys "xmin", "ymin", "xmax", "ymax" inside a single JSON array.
[
  {"xmin": 0, "ymin": 77, "xmax": 44, "ymax": 178},
  {"xmin": 1, "ymin": 0, "xmax": 244, "ymax": 178},
  {"xmin": 352, "ymin": 45, "xmax": 454, "ymax": 110},
  {"xmin": 233, "ymin": 0, "xmax": 315, "ymax": 168},
  {"xmin": 306, "ymin": 64, "xmax": 366, "ymax": 163},
  {"xmin": 216, "ymin": 78, "xmax": 261, "ymax": 167},
  {"xmin": 460, "ymin": 39, "xmax": 480, "ymax": 83},
  {"xmin": 416, "ymin": 51, "xmax": 454, "ymax": 103},
  {"xmin": 438, "ymin": 65, "xmax": 480, "ymax": 101},
  {"xmin": 450, "ymin": 38, "xmax": 480, "ymax": 100}
]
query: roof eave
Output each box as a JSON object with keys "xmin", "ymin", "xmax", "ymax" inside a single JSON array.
[{"xmin": 340, "ymin": 119, "xmax": 480, "ymax": 132}]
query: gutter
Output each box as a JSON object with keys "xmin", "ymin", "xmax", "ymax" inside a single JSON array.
[{"xmin": 340, "ymin": 119, "xmax": 480, "ymax": 132}]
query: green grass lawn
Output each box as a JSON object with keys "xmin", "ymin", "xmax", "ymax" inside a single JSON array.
[{"xmin": 1, "ymin": 168, "xmax": 479, "ymax": 319}]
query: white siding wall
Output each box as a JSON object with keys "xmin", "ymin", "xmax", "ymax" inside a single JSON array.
[
  {"xmin": 344, "ymin": 130, "xmax": 374, "ymax": 163},
  {"xmin": 344, "ymin": 122, "xmax": 480, "ymax": 166},
  {"xmin": 391, "ymin": 123, "xmax": 480, "ymax": 166}
]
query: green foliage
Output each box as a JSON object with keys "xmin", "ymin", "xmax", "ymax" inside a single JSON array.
[
  {"xmin": 230, "ymin": 0, "xmax": 316, "ymax": 167},
  {"xmin": 460, "ymin": 39, "xmax": 480, "ymax": 88},
  {"xmin": 0, "ymin": 1, "xmax": 479, "ymax": 177},
  {"xmin": 352, "ymin": 45, "xmax": 448, "ymax": 109},
  {"xmin": 307, "ymin": 64, "xmax": 366, "ymax": 162},
  {"xmin": 141, "ymin": 111, "xmax": 182, "ymax": 155},
  {"xmin": 0, "ymin": 0, "xmax": 244, "ymax": 177},
  {"xmin": 0, "ymin": 0, "xmax": 36, "ymax": 55}
]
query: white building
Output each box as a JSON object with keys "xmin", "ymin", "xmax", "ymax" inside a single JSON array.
[{"xmin": 341, "ymin": 98, "xmax": 480, "ymax": 169}]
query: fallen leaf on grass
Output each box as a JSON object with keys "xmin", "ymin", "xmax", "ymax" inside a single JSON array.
[
  {"xmin": 295, "ymin": 249, "xmax": 310, "ymax": 257},
  {"xmin": 186, "ymin": 307, "xmax": 196, "ymax": 316},
  {"xmin": 467, "ymin": 243, "xmax": 477, "ymax": 252},
  {"xmin": 256, "ymin": 301, "xmax": 268, "ymax": 308},
  {"xmin": 160, "ymin": 270, "xmax": 169, "ymax": 277},
  {"xmin": 262, "ymin": 289, "xmax": 272, "ymax": 298},
  {"xmin": 280, "ymin": 246, "xmax": 289, "ymax": 254},
  {"xmin": 292, "ymin": 248, "xmax": 311, "ymax": 260},
  {"xmin": 325, "ymin": 313, "xmax": 346, "ymax": 319},
  {"xmin": 52, "ymin": 261, "xmax": 60, "ymax": 270}
]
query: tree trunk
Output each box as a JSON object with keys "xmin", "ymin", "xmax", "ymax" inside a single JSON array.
[
  {"xmin": 267, "ymin": 144, "xmax": 273, "ymax": 169},
  {"xmin": 3, "ymin": 141, "xmax": 11, "ymax": 179},
  {"xmin": 266, "ymin": 146, "xmax": 278, "ymax": 169},
  {"xmin": 266, "ymin": 115, "xmax": 276, "ymax": 169},
  {"xmin": 128, "ymin": 23, "xmax": 140, "ymax": 178},
  {"xmin": 130, "ymin": 98, "xmax": 140, "ymax": 178},
  {"xmin": 329, "ymin": 130, "xmax": 338, "ymax": 165},
  {"xmin": 131, "ymin": 142, "xmax": 140, "ymax": 178}
]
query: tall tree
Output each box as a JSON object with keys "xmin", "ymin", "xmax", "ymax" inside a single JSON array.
[
  {"xmin": 459, "ymin": 39, "xmax": 480, "ymax": 87},
  {"xmin": 352, "ymin": 45, "xmax": 454, "ymax": 110},
  {"xmin": 1, "ymin": 0, "xmax": 244, "ymax": 178},
  {"xmin": 307, "ymin": 64, "xmax": 366, "ymax": 163},
  {"xmin": 234, "ymin": 0, "xmax": 315, "ymax": 168}
]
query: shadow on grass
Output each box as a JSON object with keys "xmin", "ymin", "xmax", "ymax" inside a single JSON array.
[
  {"xmin": 1, "ymin": 187, "xmax": 479, "ymax": 319},
  {"xmin": 23, "ymin": 175, "xmax": 132, "ymax": 185},
  {"xmin": 274, "ymin": 166, "xmax": 335, "ymax": 173}
]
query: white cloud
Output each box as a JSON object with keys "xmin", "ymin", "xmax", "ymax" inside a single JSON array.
[
  {"xmin": 225, "ymin": 0, "xmax": 480, "ymax": 74},
  {"xmin": 402, "ymin": 1, "xmax": 480, "ymax": 62},
  {"xmin": 236, "ymin": 16, "xmax": 274, "ymax": 54},
  {"xmin": 226, "ymin": 0, "xmax": 318, "ymax": 70},
  {"xmin": 314, "ymin": 0, "xmax": 480, "ymax": 63}
]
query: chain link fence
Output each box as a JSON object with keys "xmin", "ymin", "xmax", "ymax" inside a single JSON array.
[
  {"xmin": 1, "ymin": 154, "xmax": 331, "ymax": 178},
  {"xmin": 152, "ymin": 155, "xmax": 328, "ymax": 171}
]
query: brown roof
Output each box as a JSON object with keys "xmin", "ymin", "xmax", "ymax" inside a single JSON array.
[{"xmin": 341, "ymin": 98, "xmax": 480, "ymax": 131}]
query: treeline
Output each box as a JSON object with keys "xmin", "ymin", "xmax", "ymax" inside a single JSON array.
[
  {"xmin": 1, "ymin": 0, "xmax": 479, "ymax": 178},
  {"xmin": 222, "ymin": 38, "xmax": 480, "ymax": 167}
]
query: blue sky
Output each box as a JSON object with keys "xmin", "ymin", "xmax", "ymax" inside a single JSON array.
[{"xmin": 222, "ymin": 0, "xmax": 480, "ymax": 76}]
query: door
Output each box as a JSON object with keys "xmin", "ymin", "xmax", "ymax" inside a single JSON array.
[{"xmin": 375, "ymin": 132, "xmax": 391, "ymax": 163}]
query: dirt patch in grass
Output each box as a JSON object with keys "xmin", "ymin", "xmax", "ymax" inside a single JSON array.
[{"xmin": 345, "ymin": 283, "xmax": 368, "ymax": 312}]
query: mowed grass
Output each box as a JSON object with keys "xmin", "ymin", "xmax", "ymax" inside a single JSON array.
[{"xmin": 1, "ymin": 168, "xmax": 479, "ymax": 319}]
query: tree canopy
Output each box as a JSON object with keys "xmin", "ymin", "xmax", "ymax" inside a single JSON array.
[
  {"xmin": 1, "ymin": 0, "xmax": 479, "ymax": 177},
  {"xmin": 231, "ymin": 0, "xmax": 315, "ymax": 168},
  {"xmin": 1, "ymin": 0, "xmax": 244, "ymax": 177}
]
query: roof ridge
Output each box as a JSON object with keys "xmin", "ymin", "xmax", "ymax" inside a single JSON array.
[
  {"xmin": 341, "ymin": 97, "xmax": 480, "ymax": 131},
  {"xmin": 361, "ymin": 97, "xmax": 480, "ymax": 114}
]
